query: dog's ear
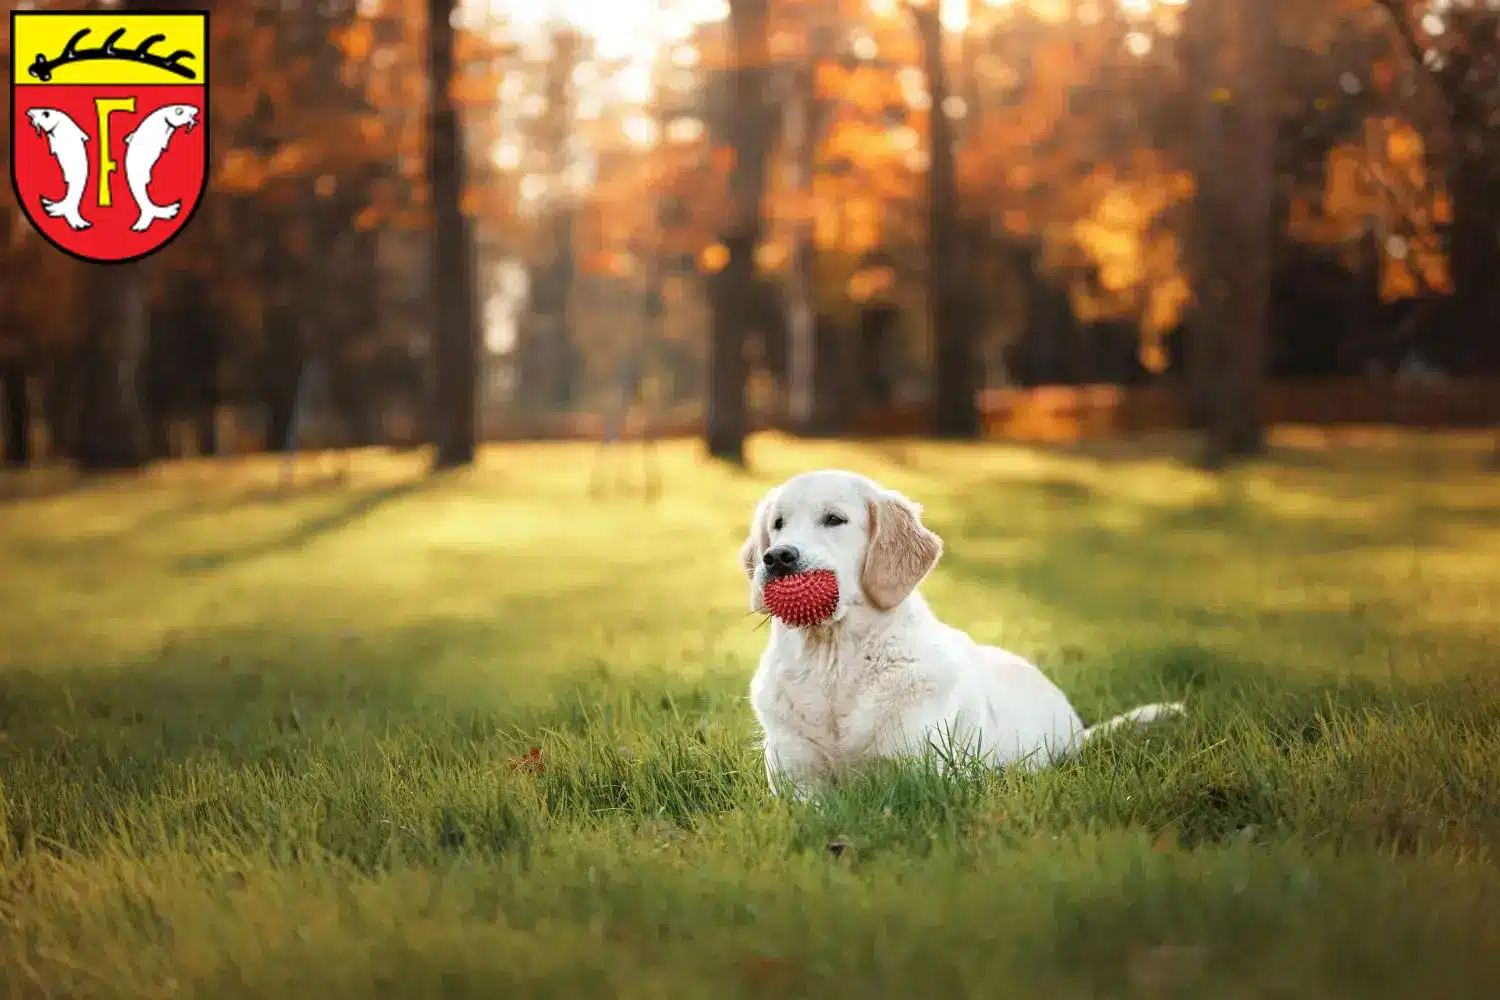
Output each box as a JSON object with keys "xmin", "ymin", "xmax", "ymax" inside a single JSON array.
[
  {"xmin": 861, "ymin": 489, "xmax": 942, "ymax": 610},
  {"xmin": 738, "ymin": 488, "xmax": 776, "ymax": 579}
]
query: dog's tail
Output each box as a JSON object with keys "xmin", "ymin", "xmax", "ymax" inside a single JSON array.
[{"xmin": 1075, "ymin": 701, "xmax": 1185, "ymax": 747}]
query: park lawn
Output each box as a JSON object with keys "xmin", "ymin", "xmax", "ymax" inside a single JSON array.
[{"xmin": 2, "ymin": 434, "xmax": 1500, "ymax": 999}]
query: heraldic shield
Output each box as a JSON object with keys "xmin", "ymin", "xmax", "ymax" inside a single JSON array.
[{"xmin": 11, "ymin": 10, "xmax": 208, "ymax": 263}]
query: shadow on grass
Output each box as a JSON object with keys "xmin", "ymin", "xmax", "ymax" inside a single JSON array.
[
  {"xmin": 174, "ymin": 479, "xmax": 429, "ymax": 572},
  {"xmin": 781, "ymin": 464, "xmax": 1500, "ymax": 863},
  {"xmin": 820, "ymin": 462, "xmax": 1500, "ymax": 861},
  {"xmin": 2, "ymin": 475, "xmax": 431, "ymax": 577},
  {"xmin": 0, "ymin": 466, "xmax": 94, "ymax": 506},
  {"xmin": 789, "ymin": 643, "xmax": 1500, "ymax": 862},
  {"xmin": 932, "ymin": 468, "xmax": 1496, "ymax": 654},
  {"xmin": 0, "ymin": 603, "xmax": 763, "ymax": 865},
  {"xmin": 120, "ymin": 470, "xmax": 366, "ymax": 531},
  {"xmin": 5, "ymin": 448, "xmax": 1499, "ymax": 874},
  {"xmin": 4, "ymin": 619, "xmax": 1498, "ymax": 869},
  {"xmin": 0, "ymin": 619, "xmax": 455, "ymax": 760},
  {"xmin": 946, "ymin": 469, "xmax": 1396, "ymax": 550}
]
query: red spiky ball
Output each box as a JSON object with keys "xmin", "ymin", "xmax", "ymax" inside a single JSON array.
[{"xmin": 763, "ymin": 570, "xmax": 840, "ymax": 628}]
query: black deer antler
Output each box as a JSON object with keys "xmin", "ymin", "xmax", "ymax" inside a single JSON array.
[{"xmin": 27, "ymin": 26, "xmax": 198, "ymax": 83}]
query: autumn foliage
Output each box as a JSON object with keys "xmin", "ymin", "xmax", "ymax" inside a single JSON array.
[{"xmin": 0, "ymin": 0, "xmax": 1495, "ymax": 467}]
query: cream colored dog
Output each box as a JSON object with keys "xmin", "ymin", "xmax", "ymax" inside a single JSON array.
[{"xmin": 741, "ymin": 470, "xmax": 1182, "ymax": 796}]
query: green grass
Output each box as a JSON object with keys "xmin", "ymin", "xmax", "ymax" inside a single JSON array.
[{"xmin": 3, "ymin": 435, "xmax": 1500, "ymax": 998}]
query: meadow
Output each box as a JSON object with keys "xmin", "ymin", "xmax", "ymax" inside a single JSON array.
[{"xmin": 2, "ymin": 434, "xmax": 1500, "ymax": 998}]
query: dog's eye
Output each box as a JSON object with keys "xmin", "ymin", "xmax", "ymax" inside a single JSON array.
[
  {"xmin": 772, "ymin": 516, "xmax": 784, "ymax": 531},
  {"xmin": 821, "ymin": 512, "xmax": 847, "ymax": 528}
]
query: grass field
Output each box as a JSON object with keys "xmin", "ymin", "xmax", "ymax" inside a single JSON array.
[{"xmin": 3, "ymin": 435, "xmax": 1500, "ymax": 999}]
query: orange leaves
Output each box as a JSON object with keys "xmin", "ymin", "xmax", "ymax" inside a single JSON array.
[
  {"xmin": 454, "ymin": 29, "xmax": 517, "ymax": 65},
  {"xmin": 575, "ymin": 142, "xmax": 726, "ymax": 273},
  {"xmin": 460, "ymin": 186, "xmax": 514, "ymax": 222},
  {"xmin": 699, "ymin": 243, "xmax": 730, "ymax": 274},
  {"xmin": 851, "ymin": 71, "xmax": 905, "ymax": 119},
  {"xmin": 1142, "ymin": 270, "xmax": 1193, "ymax": 338},
  {"xmin": 1028, "ymin": 0, "xmax": 1077, "ymax": 25},
  {"xmin": 1052, "ymin": 153, "xmax": 1196, "ymax": 335},
  {"xmin": 1384, "ymin": 240, "xmax": 1451, "ymax": 300},
  {"xmin": 358, "ymin": 115, "xmax": 387, "ymax": 148},
  {"xmin": 268, "ymin": 140, "xmax": 315, "ymax": 178},
  {"xmin": 353, "ymin": 204, "xmax": 383, "ymax": 232},
  {"xmin": 810, "ymin": 189, "xmax": 886, "ymax": 255},
  {"xmin": 1384, "ymin": 121, "xmax": 1424, "ymax": 166},
  {"xmin": 1306, "ymin": 115, "xmax": 1451, "ymax": 301},
  {"xmin": 331, "ymin": 20, "xmax": 373, "ymax": 63},
  {"xmin": 215, "ymin": 150, "xmax": 268, "ymax": 195},
  {"xmin": 847, "ymin": 263, "xmax": 896, "ymax": 304},
  {"xmin": 814, "ymin": 62, "xmax": 848, "ymax": 101},
  {"xmin": 755, "ymin": 241, "xmax": 790, "ymax": 272},
  {"xmin": 820, "ymin": 119, "xmax": 899, "ymax": 172},
  {"xmin": 1031, "ymin": 39, "xmax": 1087, "ymax": 97},
  {"xmin": 449, "ymin": 68, "xmax": 506, "ymax": 105}
]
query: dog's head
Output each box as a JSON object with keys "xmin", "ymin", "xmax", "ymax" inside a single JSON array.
[{"xmin": 739, "ymin": 470, "xmax": 942, "ymax": 625}]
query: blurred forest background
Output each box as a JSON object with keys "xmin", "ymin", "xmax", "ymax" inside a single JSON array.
[{"xmin": 1, "ymin": 0, "xmax": 1497, "ymax": 473}]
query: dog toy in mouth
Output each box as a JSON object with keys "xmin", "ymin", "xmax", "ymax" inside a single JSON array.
[{"xmin": 762, "ymin": 569, "xmax": 840, "ymax": 627}]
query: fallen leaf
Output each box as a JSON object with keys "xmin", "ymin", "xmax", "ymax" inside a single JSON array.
[
  {"xmin": 741, "ymin": 954, "xmax": 797, "ymax": 989},
  {"xmin": 509, "ymin": 746, "xmax": 545, "ymax": 774},
  {"xmin": 1129, "ymin": 944, "xmax": 1207, "ymax": 990}
]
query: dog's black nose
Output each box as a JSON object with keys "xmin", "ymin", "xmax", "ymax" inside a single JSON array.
[{"xmin": 763, "ymin": 544, "xmax": 801, "ymax": 576}]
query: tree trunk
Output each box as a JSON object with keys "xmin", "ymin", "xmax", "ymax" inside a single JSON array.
[
  {"xmin": 705, "ymin": 0, "xmax": 772, "ymax": 464},
  {"xmin": 1, "ymin": 360, "xmax": 29, "ymax": 468},
  {"xmin": 910, "ymin": 4, "xmax": 980, "ymax": 438},
  {"xmin": 427, "ymin": 0, "xmax": 481, "ymax": 469},
  {"xmin": 263, "ymin": 311, "xmax": 302, "ymax": 454},
  {"xmin": 147, "ymin": 413, "xmax": 173, "ymax": 460},
  {"xmin": 1445, "ymin": 152, "xmax": 1500, "ymax": 370},
  {"xmin": 858, "ymin": 305, "xmax": 897, "ymax": 407},
  {"xmin": 783, "ymin": 66, "xmax": 826, "ymax": 433},
  {"xmin": 195, "ymin": 405, "xmax": 217, "ymax": 457},
  {"xmin": 74, "ymin": 263, "xmax": 150, "ymax": 473},
  {"xmin": 812, "ymin": 313, "xmax": 849, "ymax": 431},
  {"xmin": 707, "ymin": 235, "xmax": 755, "ymax": 464},
  {"xmin": 518, "ymin": 217, "xmax": 578, "ymax": 412},
  {"xmin": 1443, "ymin": 152, "xmax": 1500, "ymax": 465},
  {"xmin": 41, "ymin": 351, "xmax": 78, "ymax": 462},
  {"xmin": 1184, "ymin": 0, "xmax": 1272, "ymax": 467},
  {"xmin": 187, "ymin": 284, "xmax": 221, "ymax": 457},
  {"xmin": 515, "ymin": 29, "xmax": 580, "ymax": 415}
]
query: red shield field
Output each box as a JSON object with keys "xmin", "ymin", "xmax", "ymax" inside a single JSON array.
[{"xmin": 10, "ymin": 11, "xmax": 208, "ymax": 264}]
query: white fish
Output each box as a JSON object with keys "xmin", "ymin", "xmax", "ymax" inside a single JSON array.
[
  {"xmin": 26, "ymin": 107, "xmax": 92, "ymax": 231},
  {"xmin": 122, "ymin": 103, "xmax": 198, "ymax": 233}
]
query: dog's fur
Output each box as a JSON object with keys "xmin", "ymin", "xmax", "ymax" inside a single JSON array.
[{"xmin": 740, "ymin": 470, "xmax": 1182, "ymax": 795}]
